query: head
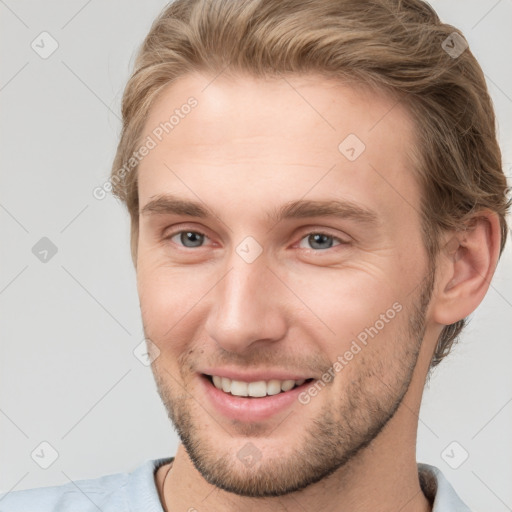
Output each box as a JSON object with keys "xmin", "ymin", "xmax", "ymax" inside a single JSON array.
[{"xmin": 110, "ymin": 0, "xmax": 510, "ymax": 498}]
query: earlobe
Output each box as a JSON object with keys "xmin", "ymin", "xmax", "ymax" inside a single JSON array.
[{"xmin": 431, "ymin": 211, "xmax": 501, "ymax": 326}]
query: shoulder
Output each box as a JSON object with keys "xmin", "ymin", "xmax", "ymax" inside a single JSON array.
[
  {"xmin": 0, "ymin": 457, "xmax": 173, "ymax": 512},
  {"xmin": 0, "ymin": 472, "xmax": 128, "ymax": 512}
]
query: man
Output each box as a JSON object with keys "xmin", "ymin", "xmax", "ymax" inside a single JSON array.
[{"xmin": 1, "ymin": 0, "xmax": 509, "ymax": 510}]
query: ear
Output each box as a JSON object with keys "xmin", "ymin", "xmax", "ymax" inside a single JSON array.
[{"xmin": 430, "ymin": 210, "xmax": 502, "ymax": 326}]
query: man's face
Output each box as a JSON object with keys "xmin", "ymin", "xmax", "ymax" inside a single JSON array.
[{"xmin": 136, "ymin": 72, "xmax": 435, "ymax": 497}]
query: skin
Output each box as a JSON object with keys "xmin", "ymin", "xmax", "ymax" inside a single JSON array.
[{"xmin": 135, "ymin": 71, "xmax": 501, "ymax": 512}]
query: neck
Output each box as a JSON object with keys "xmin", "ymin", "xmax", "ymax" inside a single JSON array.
[{"xmin": 160, "ymin": 402, "xmax": 431, "ymax": 511}]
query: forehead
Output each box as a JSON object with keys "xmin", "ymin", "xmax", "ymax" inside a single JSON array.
[{"xmin": 137, "ymin": 71, "xmax": 420, "ymax": 226}]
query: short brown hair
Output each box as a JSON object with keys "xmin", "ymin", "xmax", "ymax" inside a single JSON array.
[{"xmin": 110, "ymin": 0, "xmax": 510, "ymax": 368}]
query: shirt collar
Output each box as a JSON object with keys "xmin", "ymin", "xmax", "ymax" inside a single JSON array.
[{"xmin": 418, "ymin": 463, "xmax": 472, "ymax": 511}]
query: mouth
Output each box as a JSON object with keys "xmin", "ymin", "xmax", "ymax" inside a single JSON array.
[
  {"xmin": 204, "ymin": 374, "xmax": 315, "ymax": 398},
  {"xmin": 200, "ymin": 373, "xmax": 316, "ymax": 422}
]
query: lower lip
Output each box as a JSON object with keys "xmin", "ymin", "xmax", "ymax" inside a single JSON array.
[{"xmin": 200, "ymin": 375, "xmax": 313, "ymax": 422}]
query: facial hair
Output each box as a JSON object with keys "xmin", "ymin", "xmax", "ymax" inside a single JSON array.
[{"xmin": 148, "ymin": 267, "xmax": 435, "ymax": 498}]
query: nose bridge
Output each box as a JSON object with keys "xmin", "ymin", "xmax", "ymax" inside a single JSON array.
[{"xmin": 205, "ymin": 242, "xmax": 286, "ymax": 352}]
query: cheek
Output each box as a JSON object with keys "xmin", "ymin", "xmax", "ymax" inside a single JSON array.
[
  {"xmin": 136, "ymin": 259, "xmax": 214, "ymax": 342},
  {"xmin": 284, "ymin": 265, "xmax": 414, "ymax": 379},
  {"xmin": 288, "ymin": 265, "xmax": 402, "ymax": 333}
]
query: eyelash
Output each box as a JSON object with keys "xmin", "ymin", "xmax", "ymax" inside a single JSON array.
[{"xmin": 164, "ymin": 228, "xmax": 349, "ymax": 252}]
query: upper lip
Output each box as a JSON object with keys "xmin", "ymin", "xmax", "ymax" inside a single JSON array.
[{"xmin": 201, "ymin": 367, "xmax": 314, "ymax": 382}]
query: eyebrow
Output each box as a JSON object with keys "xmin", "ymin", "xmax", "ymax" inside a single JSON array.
[{"xmin": 140, "ymin": 194, "xmax": 379, "ymax": 226}]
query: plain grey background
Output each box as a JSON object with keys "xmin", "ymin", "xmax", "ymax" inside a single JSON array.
[{"xmin": 1, "ymin": 1, "xmax": 511, "ymax": 510}]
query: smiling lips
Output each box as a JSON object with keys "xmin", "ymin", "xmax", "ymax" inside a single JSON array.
[
  {"xmin": 208, "ymin": 374, "xmax": 311, "ymax": 397},
  {"xmin": 202, "ymin": 372, "xmax": 315, "ymax": 422}
]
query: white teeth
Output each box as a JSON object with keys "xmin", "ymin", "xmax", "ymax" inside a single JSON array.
[
  {"xmin": 210, "ymin": 375, "xmax": 308, "ymax": 397},
  {"xmin": 281, "ymin": 380, "xmax": 295, "ymax": 392},
  {"xmin": 248, "ymin": 381, "xmax": 267, "ymax": 397},
  {"xmin": 266, "ymin": 380, "xmax": 282, "ymax": 396},
  {"xmin": 230, "ymin": 380, "xmax": 248, "ymax": 396},
  {"xmin": 221, "ymin": 377, "xmax": 231, "ymax": 393}
]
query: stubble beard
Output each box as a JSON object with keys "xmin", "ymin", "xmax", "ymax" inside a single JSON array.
[{"xmin": 149, "ymin": 268, "xmax": 435, "ymax": 497}]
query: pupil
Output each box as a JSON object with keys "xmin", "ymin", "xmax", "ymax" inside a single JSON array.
[
  {"xmin": 182, "ymin": 231, "xmax": 203, "ymax": 247},
  {"xmin": 310, "ymin": 233, "xmax": 332, "ymax": 249}
]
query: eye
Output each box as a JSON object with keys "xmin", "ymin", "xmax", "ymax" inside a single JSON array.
[
  {"xmin": 298, "ymin": 232, "xmax": 346, "ymax": 251},
  {"xmin": 168, "ymin": 230, "xmax": 208, "ymax": 248},
  {"xmin": 164, "ymin": 229, "xmax": 349, "ymax": 252}
]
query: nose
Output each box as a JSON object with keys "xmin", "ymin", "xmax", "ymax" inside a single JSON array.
[{"xmin": 205, "ymin": 250, "xmax": 288, "ymax": 353}]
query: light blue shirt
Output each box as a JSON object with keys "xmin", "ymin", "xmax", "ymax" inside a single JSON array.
[{"xmin": 0, "ymin": 458, "xmax": 471, "ymax": 511}]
